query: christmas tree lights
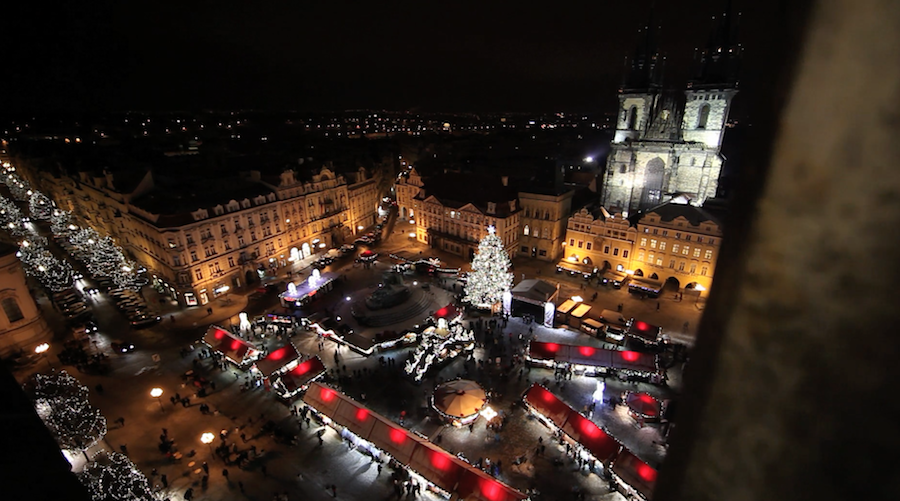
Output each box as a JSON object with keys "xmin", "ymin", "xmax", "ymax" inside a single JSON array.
[
  {"xmin": 25, "ymin": 371, "xmax": 108, "ymax": 454},
  {"xmin": 28, "ymin": 191, "xmax": 54, "ymax": 220},
  {"xmin": 79, "ymin": 452, "xmax": 158, "ymax": 501},
  {"xmin": 463, "ymin": 226, "xmax": 513, "ymax": 308}
]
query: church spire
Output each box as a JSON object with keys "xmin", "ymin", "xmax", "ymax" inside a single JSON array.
[
  {"xmin": 620, "ymin": 14, "xmax": 664, "ymax": 93},
  {"xmin": 689, "ymin": 0, "xmax": 742, "ymax": 89}
]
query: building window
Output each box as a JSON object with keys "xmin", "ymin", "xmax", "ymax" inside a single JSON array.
[
  {"xmin": 1, "ymin": 298, "xmax": 24, "ymax": 323},
  {"xmin": 173, "ymin": 255, "xmax": 181, "ymax": 266},
  {"xmin": 613, "ymin": 248, "xmax": 619, "ymax": 256},
  {"xmin": 669, "ymin": 260, "xmax": 675, "ymax": 269},
  {"xmin": 672, "ymin": 244, "xmax": 680, "ymax": 253},
  {"xmin": 195, "ymin": 269, "xmax": 203, "ymax": 280},
  {"xmin": 675, "ymin": 232, "xmax": 682, "ymax": 239},
  {"xmin": 586, "ymin": 242, "xmax": 592, "ymax": 250},
  {"xmin": 678, "ymin": 261, "xmax": 685, "ymax": 271},
  {"xmin": 251, "ymin": 231, "xmax": 257, "ymax": 241},
  {"xmin": 652, "ymin": 229, "xmax": 658, "ymax": 235},
  {"xmin": 223, "ymin": 240, "xmax": 231, "ymax": 251},
  {"xmin": 521, "ymin": 246, "xmax": 529, "ymax": 253},
  {"xmin": 701, "ymin": 266, "xmax": 708, "ymax": 276},
  {"xmin": 697, "ymin": 104, "xmax": 710, "ymax": 129},
  {"xmin": 577, "ymin": 241, "xmax": 583, "ymax": 248},
  {"xmin": 683, "ymin": 247, "xmax": 690, "ymax": 255},
  {"xmin": 237, "ymin": 236, "xmax": 244, "ymax": 246},
  {"xmin": 690, "ymin": 263, "xmax": 697, "ymax": 274},
  {"xmin": 693, "ymin": 248, "xmax": 701, "ymax": 258},
  {"xmin": 650, "ymin": 239, "xmax": 657, "ymax": 249},
  {"xmin": 623, "ymin": 250, "xmax": 629, "ymax": 258},
  {"xmin": 659, "ymin": 242, "xmax": 666, "ymax": 251},
  {"xmin": 640, "ymin": 238, "xmax": 647, "ymax": 247},
  {"xmin": 656, "ymin": 258, "xmax": 663, "ymax": 266},
  {"xmin": 190, "ymin": 250, "xmax": 198, "ymax": 262},
  {"xmin": 709, "ymin": 238, "xmax": 716, "ymax": 245},
  {"xmin": 185, "ymin": 234, "xmax": 194, "ymax": 244},
  {"xmin": 569, "ymin": 238, "xmax": 575, "ymax": 246},
  {"xmin": 705, "ymin": 250, "xmax": 713, "ymax": 259},
  {"xmin": 523, "ymin": 225, "xmax": 529, "ymax": 236},
  {"xmin": 228, "ymin": 257, "xmax": 235, "ymax": 267},
  {"xmin": 685, "ymin": 235, "xmax": 692, "ymax": 242},
  {"xmin": 604, "ymin": 246, "xmax": 610, "ymax": 254},
  {"xmin": 539, "ymin": 249, "xmax": 547, "ymax": 256},
  {"xmin": 697, "ymin": 236, "xmax": 703, "ymax": 243},
  {"xmin": 637, "ymin": 251, "xmax": 644, "ymax": 261},
  {"xmin": 648, "ymin": 253, "xmax": 654, "ymax": 262}
]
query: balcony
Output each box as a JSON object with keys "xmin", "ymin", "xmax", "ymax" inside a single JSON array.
[{"xmin": 201, "ymin": 234, "xmax": 214, "ymax": 243}]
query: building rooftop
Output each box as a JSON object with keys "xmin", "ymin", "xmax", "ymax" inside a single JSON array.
[
  {"xmin": 130, "ymin": 175, "xmax": 274, "ymax": 226},
  {"xmin": 641, "ymin": 200, "xmax": 722, "ymax": 227}
]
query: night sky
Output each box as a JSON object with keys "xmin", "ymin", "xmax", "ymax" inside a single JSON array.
[{"xmin": 4, "ymin": 0, "xmax": 776, "ymax": 114}]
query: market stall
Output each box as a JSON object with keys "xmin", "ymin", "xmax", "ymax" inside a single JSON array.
[
  {"xmin": 272, "ymin": 356, "xmax": 326, "ymax": 399},
  {"xmin": 625, "ymin": 392, "xmax": 662, "ymax": 421},
  {"xmin": 302, "ymin": 383, "xmax": 525, "ymax": 501},
  {"xmin": 611, "ymin": 450, "xmax": 658, "ymax": 501},
  {"xmin": 569, "ymin": 303, "xmax": 592, "ymax": 329},
  {"xmin": 201, "ymin": 325, "xmax": 261, "ymax": 367},
  {"xmin": 628, "ymin": 320, "xmax": 662, "ymax": 345},
  {"xmin": 581, "ymin": 318, "xmax": 604, "ymax": 336},
  {"xmin": 278, "ymin": 270, "xmax": 338, "ymax": 308},
  {"xmin": 526, "ymin": 341, "xmax": 660, "ymax": 381},
  {"xmin": 254, "ymin": 344, "xmax": 301, "ymax": 378},
  {"xmin": 510, "ymin": 279, "xmax": 559, "ymax": 326}
]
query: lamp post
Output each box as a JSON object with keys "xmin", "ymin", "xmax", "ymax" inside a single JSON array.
[
  {"xmin": 150, "ymin": 387, "xmax": 164, "ymax": 412},
  {"xmin": 201, "ymin": 432, "xmax": 215, "ymax": 460},
  {"xmin": 34, "ymin": 343, "xmax": 50, "ymax": 371}
]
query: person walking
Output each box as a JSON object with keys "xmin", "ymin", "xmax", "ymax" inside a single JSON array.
[
  {"xmin": 160, "ymin": 474, "xmax": 168, "ymax": 487},
  {"xmin": 656, "ymin": 301, "xmax": 661, "ymax": 311},
  {"xmin": 202, "ymin": 462, "xmax": 208, "ymax": 474},
  {"xmin": 330, "ymin": 484, "xmax": 337, "ymax": 497}
]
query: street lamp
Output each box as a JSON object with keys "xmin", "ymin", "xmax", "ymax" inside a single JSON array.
[
  {"xmin": 150, "ymin": 387, "xmax": 164, "ymax": 412},
  {"xmin": 35, "ymin": 343, "xmax": 50, "ymax": 370},
  {"xmin": 201, "ymin": 432, "xmax": 215, "ymax": 459}
]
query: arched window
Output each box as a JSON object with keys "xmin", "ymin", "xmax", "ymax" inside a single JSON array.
[
  {"xmin": 627, "ymin": 106, "xmax": 638, "ymax": 130},
  {"xmin": 2, "ymin": 297, "xmax": 24, "ymax": 323},
  {"xmin": 697, "ymin": 104, "xmax": 711, "ymax": 129}
]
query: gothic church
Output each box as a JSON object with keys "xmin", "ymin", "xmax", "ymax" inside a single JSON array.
[{"xmin": 601, "ymin": 10, "xmax": 741, "ymax": 214}]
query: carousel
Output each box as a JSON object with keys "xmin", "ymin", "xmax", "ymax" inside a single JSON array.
[{"xmin": 432, "ymin": 379, "xmax": 487, "ymax": 426}]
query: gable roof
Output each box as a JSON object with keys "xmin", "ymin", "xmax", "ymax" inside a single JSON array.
[{"xmin": 641, "ymin": 200, "xmax": 721, "ymax": 227}]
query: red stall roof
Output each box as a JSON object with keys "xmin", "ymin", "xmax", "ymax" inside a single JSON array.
[
  {"xmin": 523, "ymin": 384, "xmax": 573, "ymax": 425},
  {"xmin": 277, "ymin": 357, "xmax": 326, "ymax": 394},
  {"xmin": 202, "ymin": 326, "xmax": 256, "ymax": 362},
  {"xmin": 434, "ymin": 303, "xmax": 459, "ymax": 320},
  {"xmin": 524, "ymin": 384, "xmax": 622, "ymax": 462},
  {"xmin": 302, "ymin": 383, "xmax": 524, "ymax": 500},
  {"xmin": 625, "ymin": 392, "xmax": 661, "ymax": 419},
  {"xmin": 256, "ymin": 344, "xmax": 301, "ymax": 377},
  {"xmin": 612, "ymin": 450, "xmax": 657, "ymax": 500},
  {"xmin": 528, "ymin": 341, "xmax": 657, "ymax": 373},
  {"xmin": 561, "ymin": 412, "xmax": 621, "ymax": 461}
]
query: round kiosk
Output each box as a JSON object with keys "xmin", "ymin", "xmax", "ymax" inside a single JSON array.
[{"xmin": 432, "ymin": 379, "xmax": 486, "ymax": 426}]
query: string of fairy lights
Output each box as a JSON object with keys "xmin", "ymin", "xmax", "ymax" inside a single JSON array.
[
  {"xmin": 0, "ymin": 161, "xmax": 146, "ymax": 291},
  {"xmin": 463, "ymin": 225, "xmax": 513, "ymax": 308}
]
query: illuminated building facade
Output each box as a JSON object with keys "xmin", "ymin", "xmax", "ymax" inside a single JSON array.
[
  {"xmin": 601, "ymin": 13, "xmax": 741, "ymax": 214},
  {"xmin": 0, "ymin": 244, "xmax": 52, "ymax": 356}
]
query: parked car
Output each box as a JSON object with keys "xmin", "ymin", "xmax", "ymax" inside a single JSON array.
[{"xmin": 130, "ymin": 315, "xmax": 161, "ymax": 329}]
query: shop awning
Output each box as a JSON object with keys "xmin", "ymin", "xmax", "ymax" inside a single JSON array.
[
  {"xmin": 523, "ymin": 384, "xmax": 575, "ymax": 425},
  {"xmin": 202, "ymin": 326, "xmax": 257, "ymax": 363},
  {"xmin": 556, "ymin": 299, "xmax": 577, "ymax": 315},
  {"xmin": 612, "ymin": 450, "xmax": 657, "ymax": 500},
  {"xmin": 277, "ymin": 356, "xmax": 326, "ymax": 394},
  {"xmin": 571, "ymin": 303, "xmax": 592, "ymax": 318},
  {"xmin": 255, "ymin": 344, "xmax": 301, "ymax": 377},
  {"xmin": 408, "ymin": 442, "xmax": 467, "ymax": 493}
]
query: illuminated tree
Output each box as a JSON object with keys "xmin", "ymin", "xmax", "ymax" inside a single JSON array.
[
  {"xmin": 79, "ymin": 452, "xmax": 158, "ymax": 501},
  {"xmin": 26, "ymin": 371, "xmax": 108, "ymax": 455},
  {"xmin": 29, "ymin": 191, "xmax": 53, "ymax": 220},
  {"xmin": 51, "ymin": 209, "xmax": 76, "ymax": 235},
  {"xmin": 464, "ymin": 226, "xmax": 513, "ymax": 308}
]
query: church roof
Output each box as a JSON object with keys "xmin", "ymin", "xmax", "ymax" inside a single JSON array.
[{"xmin": 641, "ymin": 200, "xmax": 721, "ymax": 227}]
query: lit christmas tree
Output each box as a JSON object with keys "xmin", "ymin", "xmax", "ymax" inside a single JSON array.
[
  {"xmin": 464, "ymin": 225, "xmax": 513, "ymax": 308},
  {"xmin": 79, "ymin": 452, "xmax": 158, "ymax": 501},
  {"xmin": 29, "ymin": 191, "xmax": 54, "ymax": 220},
  {"xmin": 51, "ymin": 209, "xmax": 75, "ymax": 235},
  {"xmin": 26, "ymin": 371, "xmax": 107, "ymax": 455}
]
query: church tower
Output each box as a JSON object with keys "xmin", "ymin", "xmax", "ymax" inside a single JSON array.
[{"xmin": 601, "ymin": 5, "xmax": 741, "ymax": 215}]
